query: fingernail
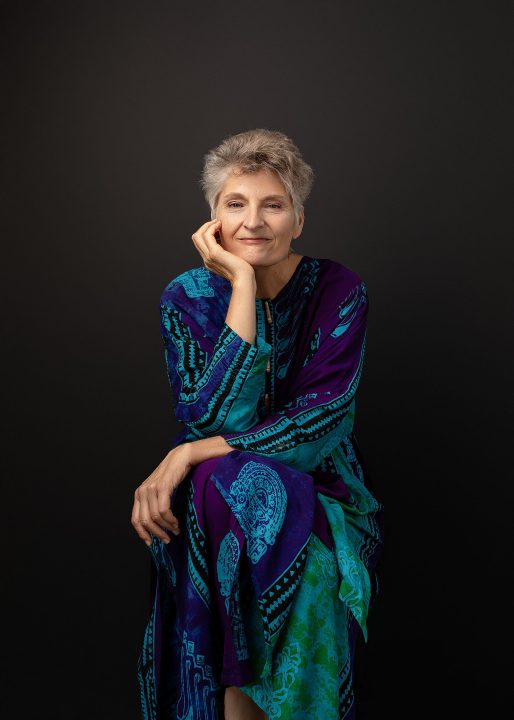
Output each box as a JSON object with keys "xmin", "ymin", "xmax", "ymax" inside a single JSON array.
[
  {"xmin": 145, "ymin": 540, "xmax": 151, "ymax": 546},
  {"xmin": 163, "ymin": 537, "xmax": 170, "ymax": 544}
]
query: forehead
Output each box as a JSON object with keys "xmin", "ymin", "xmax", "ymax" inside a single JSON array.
[{"xmin": 220, "ymin": 168, "xmax": 288, "ymax": 199}]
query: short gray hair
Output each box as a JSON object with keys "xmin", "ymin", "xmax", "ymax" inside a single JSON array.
[{"xmin": 199, "ymin": 128, "xmax": 315, "ymax": 225}]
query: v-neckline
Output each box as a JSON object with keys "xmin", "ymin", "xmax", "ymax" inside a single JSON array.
[{"xmin": 256, "ymin": 255, "xmax": 311, "ymax": 304}]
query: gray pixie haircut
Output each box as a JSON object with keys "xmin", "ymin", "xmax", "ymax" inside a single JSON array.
[{"xmin": 199, "ymin": 128, "xmax": 315, "ymax": 225}]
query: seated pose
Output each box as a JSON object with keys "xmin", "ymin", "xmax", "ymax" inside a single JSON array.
[{"xmin": 132, "ymin": 128, "xmax": 384, "ymax": 720}]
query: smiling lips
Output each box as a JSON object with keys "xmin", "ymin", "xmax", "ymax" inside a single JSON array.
[{"xmin": 238, "ymin": 237, "xmax": 270, "ymax": 243}]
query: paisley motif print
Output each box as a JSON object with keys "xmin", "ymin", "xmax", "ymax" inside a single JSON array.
[
  {"xmin": 302, "ymin": 327, "xmax": 320, "ymax": 367},
  {"xmin": 331, "ymin": 282, "xmax": 367, "ymax": 338},
  {"xmin": 216, "ymin": 530, "xmax": 241, "ymax": 609}
]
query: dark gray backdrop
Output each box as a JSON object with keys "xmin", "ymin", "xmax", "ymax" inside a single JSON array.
[{"xmin": 2, "ymin": 1, "xmax": 512, "ymax": 718}]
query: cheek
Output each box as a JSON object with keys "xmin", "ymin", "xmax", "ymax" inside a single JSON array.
[
  {"xmin": 219, "ymin": 216, "xmax": 238, "ymax": 237},
  {"xmin": 275, "ymin": 217, "xmax": 295, "ymax": 236}
]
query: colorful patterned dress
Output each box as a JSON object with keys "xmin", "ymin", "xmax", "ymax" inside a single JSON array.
[{"xmin": 137, "ymin": 254, "xmax": 384, "ymax": 719}]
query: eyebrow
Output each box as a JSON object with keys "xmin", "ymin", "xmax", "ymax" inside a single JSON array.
[{"xmin": 221, "ymin": 192, "xmax": 288, "ymax": 202}]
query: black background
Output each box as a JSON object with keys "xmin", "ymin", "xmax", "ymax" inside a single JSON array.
[{"xmin": 2, "ymin": 1, "xmax": 512, "ymax": 718}]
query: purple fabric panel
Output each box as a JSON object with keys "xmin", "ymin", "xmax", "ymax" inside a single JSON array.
[
  {"xmin": 208, "ymin": 450, "xmax": 315, "ymax": 597},
  {"xmin": 157, "ymin": 449, "xmax": 324, "ymax": 689},
  {"xmin": 194, "ymin": 456, "xmax": 255, "ymax": 686},
  {"xmin": 220, "ymin": 261, "xmax": 368, "ymax": 473}
]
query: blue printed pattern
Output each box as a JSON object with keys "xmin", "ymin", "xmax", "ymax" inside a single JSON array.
[
  {"xmin": 161, "ymin": 303, "xmax": 270, "ymax": 436},
  {"xmin": 216, "ymin": 531, "xmax": 250, "ymax": 661},
  {"xmin": 282, "ymin": 392, "xmax": 318, "ymax": 412},
  {"xmin": 302, "ymin": 327, "xmax": 320, "ymax": 367},
  {"xmin": 217, "ymin": 530, "xmax": 240, "ymax": 607},
  {"xmin": 186, "ymin": 480, "xmax": 210, "ymax": 609},
  {"xmin": 224, "ymin": 395, "xmax": 358, "ymax": 463},
  {"xmin": 332, "ymin": 282, "xmax": 367, "ymax": 337},
  {"xmin": 257, "ymin": 541, "xmax": 310, "ymax": 653},
  {"xmin": 222, "ymin": 279, "xmax": 369, "ymax": 474},
  {"xmin": 147, "ymin": 533, "xmax": 177, "ymax": 590},
  {"xmin": 176, "ymin": 630, "xmax": 219, "ymax": 720},
  {"xmin": 239, "ymin": 533, "xmax": 359, "ymax": 720},
  {"xmin": 174, "ymin": 267, "xmax": 215, "ymax": 298},
  {"xmin": 219, "ymin": 460, "xmax": 287, "ymax": 565},
  {"xmin": 318, "ymin": 493, "xmax": 373, "ymax": 640},
  {"xmin": 137, "ymin": 579, "xmax": 158, "ymax": 720},
  {"xmin": 273, "ymin": 258, "xmax": 321, "ymax": 380},
  {"xmin": 137, "ymin": 256, "xmax": 384, "ymax": 719}
]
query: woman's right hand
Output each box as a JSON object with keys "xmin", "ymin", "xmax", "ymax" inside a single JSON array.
[
  {"xmin": 131, "ymin": 444, "xmax": 193, "ymax": 546},
  {"xmin": 191, "ymin": 219, "xmax": 255, "ymax": 285}
]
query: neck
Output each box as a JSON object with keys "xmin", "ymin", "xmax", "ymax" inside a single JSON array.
[{"xmin": 254, "ymin": 251, "xmax": 302, "ymax": 300}]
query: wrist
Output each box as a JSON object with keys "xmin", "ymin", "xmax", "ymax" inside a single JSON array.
[
  {"xmin": 169, "ymin": 442, "xmax": 194, "ymax": 468},
  {"xmin": 172, "ymin": 436, "xmax": 234, "ymax": 467},
  {"xmin": 232, "ymin": 270, "xmax": 257, "ymax": 292}
]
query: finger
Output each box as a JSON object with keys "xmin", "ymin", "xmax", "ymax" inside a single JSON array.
[
  {"xmin": 192, "ymin": 219, "xmax": 221, "ymax": 240},
  {"xmin": 191, "ymin": 220, "xmax": 221, "ymax": 246},
  {"xmin": 199, "ymin": 224, "xmax": 224, "ymax": 262},
  {"xmin": 148, "ymin": 483, "xmax": 176, "ymax": 533},
  {"xmin": 131, "ymin": 497, "xmax": 152, "ymax": 545},
  {"xmin": 191, "ymin": 233, "xmax": 209, "ymax": 258},
  {"xmin": 139, "ymin": 486, "xmax": 170, "ymax": 544},
  {"xmin": 203, "ymin": 227, "xmax": 223, "ymax": 253},
  {"xmin": 158, "ymin": 492, "xmax": 180, "ymax": 534}
]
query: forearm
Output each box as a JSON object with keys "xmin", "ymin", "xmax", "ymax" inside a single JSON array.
[
  {"xmin": 225, "ymin": 271, "xmax": 257, "ymax": 345},
  {"xmin": 180, "ymin": 434, "xmax": 236, "ymax": 466}
]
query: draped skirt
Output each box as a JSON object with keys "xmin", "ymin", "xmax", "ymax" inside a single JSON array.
[{"xmin": 137, "ymin": 446, "xmax": 383, "ymax": 719}]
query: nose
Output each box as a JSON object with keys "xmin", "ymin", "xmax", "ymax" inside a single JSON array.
[{"xmin": 243, "ymin": 203, "xmax": 265, "ymax": 231}]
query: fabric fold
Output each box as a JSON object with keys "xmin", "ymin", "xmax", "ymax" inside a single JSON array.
[
  {"xmin": 160, "ymin": 278, "xmax": 272, "ymax": 436},
  {"xmin": 137, "ymin": 256, "xmax": 385, "ymax": 720},
  {"xmin": 209, "ymin": 450, "xmax": 316, "ymax": 678}
]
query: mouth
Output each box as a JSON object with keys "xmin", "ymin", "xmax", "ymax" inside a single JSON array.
[{"xmin": 238, "ymin": 237, "xmax": 271, "ymax": 243}]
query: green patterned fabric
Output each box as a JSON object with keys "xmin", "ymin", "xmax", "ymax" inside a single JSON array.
[{"xmin": 239, "ymin": 531, "xmax": 357, "ymax": 719}]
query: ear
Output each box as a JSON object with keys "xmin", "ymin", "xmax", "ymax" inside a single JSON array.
[{"xmin": 293, "ymin": 206, "xmax": 305, "ymax": 239}]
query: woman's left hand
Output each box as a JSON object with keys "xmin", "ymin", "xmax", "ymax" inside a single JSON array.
[{"xmin": 131, "ymin": 444, "xmax": 193, "ymax": 546}]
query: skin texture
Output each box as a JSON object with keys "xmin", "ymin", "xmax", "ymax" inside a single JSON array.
[
  {"xmin": 214, "ymin": 167, "xmax": 305, "ymax": 300},
  {"xmin": 132, "ymin": 167, "xmax": 305, "ymax": 719}
]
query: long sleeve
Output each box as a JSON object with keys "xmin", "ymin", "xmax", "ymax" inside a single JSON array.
[
  {"xmin": 221, "ymin": 280, "xmax": 369, "ymax": 473},
  {"xmin": 160, "ymin": 282, "xmax": 271, "ymax": 437}
]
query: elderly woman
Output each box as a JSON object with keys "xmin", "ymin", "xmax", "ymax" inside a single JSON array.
[{"xmin": 132, "ymin": 128, "xmax": 384, "ymax": 720}]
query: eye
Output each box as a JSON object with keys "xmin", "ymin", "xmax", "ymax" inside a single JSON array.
[
  {"xmin": 227, "ymin": 201, "xmax": 243, "ymax": 208},
  {"xmin": 267, "ymin": 203, "xmax": 282, "ymax": 209}
]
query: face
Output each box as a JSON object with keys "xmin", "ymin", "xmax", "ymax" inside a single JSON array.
[{"xmin": 214, "ymin": 168, "xmax": 304, "ymax": 267}]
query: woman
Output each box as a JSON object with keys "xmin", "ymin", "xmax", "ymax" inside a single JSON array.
[{"xmin": 132, "ymin": 128, "xmax": 384, "ymax": 720}]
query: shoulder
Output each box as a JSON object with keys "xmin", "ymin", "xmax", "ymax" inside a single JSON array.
[
  {"xmin": 160, "ymin": 266, "xmax": 228, "ymax": 308},
  {"xmin": 316, "ymin": 257, "xmax": 368, "ymax": 303}
]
